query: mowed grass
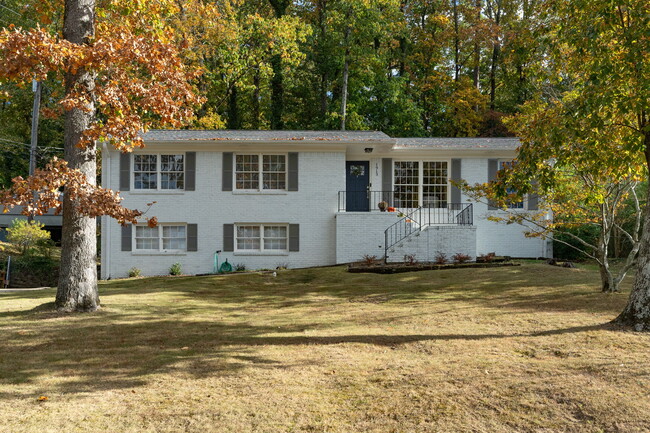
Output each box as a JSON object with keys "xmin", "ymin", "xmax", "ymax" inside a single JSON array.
[{"xmin": 1, "ymin": 263, "xmax": 650, "ymax": 432}]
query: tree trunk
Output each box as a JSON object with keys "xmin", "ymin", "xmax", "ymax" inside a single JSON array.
[
  {"xmin": 227, "ymin": 85, "xmax": 240, "ymax": 129},
  {"xmin": 616, "ymin": 130, "xmax": 650, "ymax": 330},
  {"xmin": 252, "ymin": 71, "xmax": 260, "ymax": 129},
  {"xmin": 56, "ymin": 0, "xmax": 99, "ymax": 312},
  {"xmin": 270, "ymin": 54, "xmax": 283, "ymax": 129},
  {"xmin": 453, "ymin": 0, "xmax": 460, "ymax": 81},
  {"xmin": 268, "ymin": 0, "xmax": 289, "ymax": 130},
  {"xmin": 340, "ymin": 54, "xmax": 349, "ymax": 131},
  {"xmin": 340, "ymin": 21, "xmax": 351, "ymax": 131}
]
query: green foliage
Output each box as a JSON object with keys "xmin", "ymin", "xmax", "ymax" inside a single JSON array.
[
  {"xmin": 128, "ymin": 267, "xmax": 142, "ymax": 278},
  {"xmin": 553, "ymin": 225, "xmax": 601, "ymax": 261},
  {"xmin": 6, "ymin": 219, "xmax": 51, "ymax": 254},
  {"xmin": 169, "ymin": 263, "xmax": 182, "ymax": 276}
]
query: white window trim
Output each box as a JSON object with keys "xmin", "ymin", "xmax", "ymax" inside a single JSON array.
[
  {"xmin": 498, "ymin": 160, "xmax": 525, "ymax": 210},
  {"xmin": 393, "ymin": 159, "xmax": 451, "ymax": 208},
  {"xmin": 133, "ymin": 223, "xmax": 188, "ymax": 253},
  {"xmin": 234, "ymin": 153, "xmax": 288, "ymax": 192},
  {"xmin": 132, "ymin": 153, "xmax": 186, "ymax": 192},
  {"xmin": 234, "ymin": 223, "xmax": 289, "ymax": 254}
]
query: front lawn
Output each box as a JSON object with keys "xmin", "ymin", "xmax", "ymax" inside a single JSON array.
[{"xmin": 1, "ymin": 263, "xmax": 649, "ymax": 432}]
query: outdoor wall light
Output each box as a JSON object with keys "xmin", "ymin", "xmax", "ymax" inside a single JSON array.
[{"xmin": 364, "ymin": 147, "xmax": 374, "ymax": 153}]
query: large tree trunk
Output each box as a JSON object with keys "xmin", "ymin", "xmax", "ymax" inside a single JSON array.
[
  {"xmin": 268, "ymin": 0, "xmax": 289, "ymax": 130},
  {"xmin": 56, "ymin": 0, "xmax": 99, "ymax": 312},
  {"xmin": 340, "ymin": 54, "xmax": 349, "ymax": 131},
  {"xmin": 227, "ymin": 85, "xmax": 240, "ymax": 129},
  {"xmin": 252, "ymin": 71, "xmax": 260, "ymax": 129},
  {"xmin": 616, "ymin": 130, "xmax": 650, "ymax": 329}
]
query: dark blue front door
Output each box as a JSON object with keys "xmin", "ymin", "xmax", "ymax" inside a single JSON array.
[{"xmin": 346, "ymin": 161, "xmax": 370, "ymax": 211}]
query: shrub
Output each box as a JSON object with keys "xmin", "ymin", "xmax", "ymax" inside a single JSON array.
[
  {"xmin": 169, "ymin": 263, "xmax": 182, "ymax": 276},
  {"xmin": 477, "ymin": 252, "xmax": 496, "ymax": 263},
  {"xmin": 128, "ymin": 267, "xmax": 142, "ymax": 278},
  {"xmin": 403, "ymin": 254, "xmax": 417, "ymax": 265},
  {"xmin": 452, "ymin": 253, "xmax": 471, "ymax": 264},
  {"xmin": 234, "ymin": 263, "xmax": 247, "ymax": 272},
  {"xmin": 276, "ymin": 263, "xmax": 289, "ymax": 270},
  {"xmin": 6, "ymin": 219, "xmax": 51, "ymax": 254},
  {"xmin": 434, "ymin": 251, "xmax": 448, "ymax": 264},
  {"xmin": 362, "ymin": 254, "xmax": 379, "ymax": 265}
]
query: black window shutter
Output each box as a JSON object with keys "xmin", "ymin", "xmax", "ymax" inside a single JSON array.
[
  {"xmin": 222, "ymin": 152, "xmax": 233, "ymax": 191},
  {"xmin": 528, "ymin": 181, "xmax": 539, "ymax": 210},
  {"xmin": 121, "ymin": 224, "xmax": 132, "ymax": 251},
  {"xmin": 187, "ymin": 224, "xmax": 198, "ymax": 251},
  {"xmin": 223, "ymin": 224, "xmax": 234, "ymax": 251},
  {"xmin": 382, "ymin": 158, "xmax": 392, "ymax": 204},
  {"xmin": 487, "ymin": 159, "xmax": 498, "ymax": 210},
  {"xmin": 120, "ymin": 153, "xmax": 130, "ymax": 191},
  {"xmin": 450, "ymin": 158, "xmax": 461, "ymax": 203},
  {"xmin": 289, "ymin": 224, "xmax": 299, "ymax": 251},
  {"xmin": 288, "ymin": 152, "xmax": 299, "ymax": 191},
  {"xmin": 185, "ymin": 152, "xmax": 196, "ymax": 191}
]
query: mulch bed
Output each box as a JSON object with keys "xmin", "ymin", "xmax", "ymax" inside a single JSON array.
[{"xmin": 348, "ymin": 261, "xmax": 520, "ymax": 274}]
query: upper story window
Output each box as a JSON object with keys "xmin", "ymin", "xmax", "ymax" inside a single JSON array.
[
  {"xmin": 235, "ymin": 154, "xmax": 286, "ymax": 191},
  {"xmin": 499, "ymin": 160, "xmax": 523, "ymax": 209},
  {"xmin": 394, "ymin": 161, "xmax": 448, "ymax": 209},
  {"xmin": 134, "ymin": 154, "xmax": 184, "ymax": 190}
]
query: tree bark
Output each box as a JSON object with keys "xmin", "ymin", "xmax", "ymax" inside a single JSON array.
[
  {"xmin": 616, "ymin": 130, "xmax": 650, "ymax": 329},
  {"xmin": 252, "ymin": 70, "xmax": 260, "ymax": 129},
  {"xmin": 56, "ymin": 0, "xmax": 99, "ymax": 312},
  {"xmin": 268, "ymin": 0, "xmax": 289, "ymax": 130},
  {"xmin": 227, "ymin": 85, "xmax": 240, "ymax": 129},
  {"xmin": 340, "ymin": 19, "xmax": 351, "ymax": 131}
]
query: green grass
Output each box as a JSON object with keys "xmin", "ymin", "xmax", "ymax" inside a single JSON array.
[{"xmin": 1, "ymin": 262, "xmax": 650, "ymax": 432}]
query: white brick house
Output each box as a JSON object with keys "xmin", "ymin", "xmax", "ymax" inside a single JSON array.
[{"xmin": 100, "ymin": 131, "xmax": 551, "ymax": 278}]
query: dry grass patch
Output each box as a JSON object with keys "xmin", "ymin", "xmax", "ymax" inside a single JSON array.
[{"xmin": 1, "ymin": 262, "xmax": 650, "ymax": 432}]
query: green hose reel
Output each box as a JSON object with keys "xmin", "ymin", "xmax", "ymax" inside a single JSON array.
[{"xmin": 214, "ymin": 250, "xmax": 233, "ymax": 274}]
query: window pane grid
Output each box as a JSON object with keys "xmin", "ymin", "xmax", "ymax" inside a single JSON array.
[
  {"xmin": 134, "ymin": 155, "xmax": 158, "ymax": 190},
  {"xmin": 134, "ymin": 154, "xmax": 184, "ymax": 190},
  {"xmin": 499, "ymin": 161, "xmax": 524, "ymax": 209},
  {"xmin": 394, "ymin": 161, "xmax": 448, "ymax": 209},
  {"xmin": 236, "ymin": 224, "xmax": 288, "ymax": 252},
  {"xmin": 423, "ymin": 161, "xmax": 448, "ymax": 208},
  {"xmin": 135, "ymin": 225, "xmax": 186, "ymax": 251},
  {"xmin": 161, "ymin": 155, "xmax": 184, "ymax": 190},
  {"xmin": 236, "ymin": 154, "xmax": 286, "ymax": 190},
  {"xmin": 394, "ymin": 161, "xmax": 419, "ymax": 208}
]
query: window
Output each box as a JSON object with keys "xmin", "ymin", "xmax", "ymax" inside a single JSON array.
[
  {"xmin": 134, "ymin": 154, "xmax": 184, "ymax": 190},
  {"xmin": 236, "ymin": 224, "xmax": 288, "ymax": 252},
  {"xmin": 135, "ymin": 224, "xmax": 186, "ymax": 251},
  {"xmin": 235, "ymin": 154, "xmax": 286, "ymax": 190},
  {"xmin": 394, "ymin": 161, "xmax": 448, "ymax": 209},
  {"xmin": 499, "ymin": 160, "xmax": 523, "ymax": 209}
]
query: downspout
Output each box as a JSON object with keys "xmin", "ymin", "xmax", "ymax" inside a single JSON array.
[{"xmin": 102, "ymin": 142, "xmax": 111, "ymax": 279}]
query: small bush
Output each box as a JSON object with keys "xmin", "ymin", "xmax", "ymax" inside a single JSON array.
[
  {"xmin": 169, "ymin": 263, "xmax": 182, "ymax": 276},
  {"xmin": 452, "ymin": 253, "xmax": 471, "ymax": 264},
  {"xmin": 128, "ymin": 267, "xmax": 142, "ymax": 278},
  {"xmin": 362, "ymin": 254, "xmax": 379, "ymax": 265},
  {"xmin": 434, "ymin": 251, "xmax": 448, "ymax": 264},
  {"xmin": 477, "ymin": 252, "xmax": 496, "ymax": 263},
  {"xmin": 403, "ymin": 254, "xmax": 417, "ymax": 265},
  {"xmin": 7, "ymin": 219, "xmax": 51, "ymax": 254},
  {"xmin": 276, "ymin": 263, "xmax": 289, "ymax": 270},
  {"xmin": 234, "ymin": 263, "xmax": 247, "ymax": 272}
]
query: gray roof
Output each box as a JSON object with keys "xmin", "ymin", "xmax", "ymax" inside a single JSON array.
[
  {"xmin": 395, "ymin": 137, "xmax": 520, "ymax": 150},
  {"xmin": 142, "ymin": 130, "xmax": 392, "ymax": 142}
]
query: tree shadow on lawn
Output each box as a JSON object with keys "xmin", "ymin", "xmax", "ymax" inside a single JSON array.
[{"xmin": 0, "ymin": 302, "xmax": 614, "ymax": 399}]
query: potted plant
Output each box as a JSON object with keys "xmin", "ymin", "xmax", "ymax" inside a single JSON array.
[{"xmin": 378, "ymin": 201, "xmax": 388, "ymax": 212}]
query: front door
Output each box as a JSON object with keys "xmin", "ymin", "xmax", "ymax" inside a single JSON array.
[{"xmin": 346, "ymin": 161, "xmax": 370, "ymax": 211}]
